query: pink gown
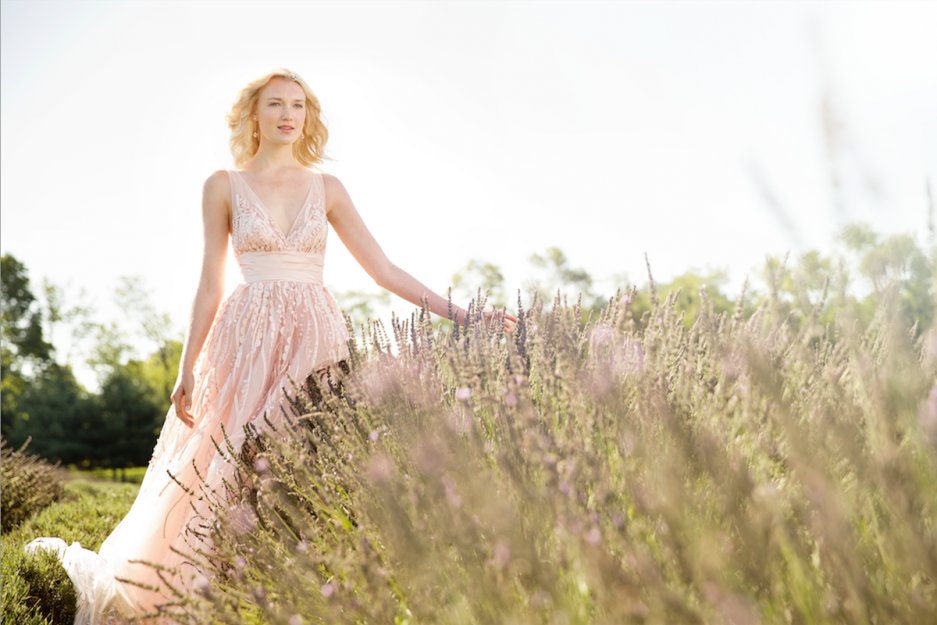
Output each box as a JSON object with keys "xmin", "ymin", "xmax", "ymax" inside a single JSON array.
[{"xmin": 27, "ymin": 169, "xmax": 350, "ymax": 623}]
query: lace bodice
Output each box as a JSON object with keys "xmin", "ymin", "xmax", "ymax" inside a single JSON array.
[{"xmin": 228, "ymin": 169, "xmax": 328, "ymax": 255}]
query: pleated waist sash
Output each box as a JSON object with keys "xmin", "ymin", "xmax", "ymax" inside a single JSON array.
[{"xmin": 237, "ymin": 251, "xmax": 324, "ymax": 284}]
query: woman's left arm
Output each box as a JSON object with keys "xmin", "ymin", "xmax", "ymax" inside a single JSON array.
[{"xmin": 324, "ymin": 174, "xmax": 514, "ymax": 328}]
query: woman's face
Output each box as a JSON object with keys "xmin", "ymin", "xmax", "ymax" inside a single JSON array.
[{"xmin": 253, "ymin": 77, "xmax": 307, "ymax": 145}]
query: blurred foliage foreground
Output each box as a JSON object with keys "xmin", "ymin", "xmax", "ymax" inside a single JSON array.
[{"xmin": 135, "ymin": 265, "xmax": 937, "ymax": 625}]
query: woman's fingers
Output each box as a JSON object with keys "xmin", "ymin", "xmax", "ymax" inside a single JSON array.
[
  {"xmin": 502, "ymin": 314, "xmax": 518, "ymax": 333},
  {"xmin": 171, "ymin": 384, "xmax": 195, "ymax": 428},
  {"xmin": 172, "ymin": 372, "xmax": 197, "ymax": 428},
  {"xmin": 483, "ymin": 309, "xmax": 518, "ymax": 333},
  {"xmin": 499, "ymin": 311, "xmax": 518, "ymax": 333}
]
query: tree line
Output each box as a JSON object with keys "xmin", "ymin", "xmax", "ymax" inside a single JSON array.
[
  {"xmin": 2, "ymin": 256, "xmax": 180, "ymax": 479},
  {"xmin": 1, "ymin": 220, "xmax": 933, "ymax": 473},
  {"xmin": 443, "ymin": 221, "xmax": 933, "ymax": 338}
]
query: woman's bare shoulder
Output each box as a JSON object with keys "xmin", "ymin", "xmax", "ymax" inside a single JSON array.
[
  {"xmin": 199, "ymin": 170, "xmax": 232, "ymax": 220},
  {"xmin": 320, "ymin": 172, "xmax": 343, "ymax": 189},
  {"xmin": 321, "ymin": 173, "xmax": 350, "ymax": 195},
  {"xmin": 321, "ymin": 173, "xmax": 351, "ymax": 212},
  {"xmin": 203, "ymin": 169, "xmax": 232, "ymax": 199}
]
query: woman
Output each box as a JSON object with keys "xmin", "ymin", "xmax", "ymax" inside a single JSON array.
[{"xmin": 28, "ymin": 68, "xmax": 512, "ymax": 624}]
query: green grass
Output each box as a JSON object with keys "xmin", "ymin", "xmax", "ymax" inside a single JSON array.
[
  {"xmin": 66, "ymin": 465, "xmax": 148, "ymax": 484},
  {"xmin": 1, "ymin": 479, "xmax": 139, "ymax": 625}
]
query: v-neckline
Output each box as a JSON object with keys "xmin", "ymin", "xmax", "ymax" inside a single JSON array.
[{"xmin": 232, "ymin": 169, "xmax": 316, "ymax": 240}]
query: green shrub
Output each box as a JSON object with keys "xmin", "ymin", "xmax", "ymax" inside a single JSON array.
[
  {"xmin": 1, "ymin": 542, "xmax": 76, "ymax": 625},
  {"xmin": 153, "ymin": 286, "xmax": 936, "ymax": 624},
  {"xmin": 1, "ymin": 479, "xmax": 139, "ymax": 625},
  {"xmin": 1, "ymin": 438, "xmax": 68, "ymax": 532}
]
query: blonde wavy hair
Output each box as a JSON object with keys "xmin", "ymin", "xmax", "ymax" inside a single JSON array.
[{"xmin": 226, "ymin": 68, "xmax": 328, "ymax": 168}]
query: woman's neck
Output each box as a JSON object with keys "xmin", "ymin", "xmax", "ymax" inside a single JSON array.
[{"xmin": 245, "ymin": 142, "xmax": 301, "ymax": 171}]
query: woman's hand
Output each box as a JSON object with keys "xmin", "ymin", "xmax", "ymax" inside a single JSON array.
[
  {"xmin": 170, "ymin": 370, "xmax": 196, "ymax": 428},
  {"xmin": 483, "ymin": 307, "xmax": 518, "ymax": 333}
]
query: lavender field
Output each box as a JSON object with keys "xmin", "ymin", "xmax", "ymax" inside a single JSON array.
[
  {"xmin": 5, "ymin": 251, "xmax": 937, "ymax": 624},
  {"xmin": 161, "ymin": 268, "xmax": 937, "ymax": 624}
]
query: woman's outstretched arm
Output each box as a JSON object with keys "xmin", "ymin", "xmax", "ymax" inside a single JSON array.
[
  {"xmin": 170, "ymin": 171, "xmax": 231, "ymax": 428},
  {"xmin": 324, "ymin": 174, "xmax": 515, "ymax": 327}
]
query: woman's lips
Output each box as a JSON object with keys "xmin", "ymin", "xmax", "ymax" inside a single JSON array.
[{"xmin": 278, "ymin": 126, "xmax": 294, "ymax": 132}]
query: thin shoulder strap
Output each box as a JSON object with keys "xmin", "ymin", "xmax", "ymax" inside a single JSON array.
[
  {"xmin": 227, "ymin": 169, "xmax": 242, "ymax": 213},
  {"xmin": 312, "ymin": 171, "xmax": 326, "ymax": 211}
]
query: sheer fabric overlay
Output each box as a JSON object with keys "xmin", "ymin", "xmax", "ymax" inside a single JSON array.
[{"xmin": 27, "ymin": 169, "xmax": 349, "ymax": 624}]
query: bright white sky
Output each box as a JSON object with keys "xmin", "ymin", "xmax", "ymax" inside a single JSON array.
[{"xmin": 2, "ymin": 0, "xmax": 936, "ymax": 383}]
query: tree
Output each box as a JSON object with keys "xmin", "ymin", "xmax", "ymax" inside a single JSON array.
[
  {"xmin": 1, "ymin": 255, "xmax": 54, "ymax": 439},
  {"xmin": 0, "ymin": 346, "xmax": 25, "ymax": 438},
  {"xmin": 758, "ymin": 225, "xmax": 936, "ymax": 338},
  {"xmin": 82, "ymin": 277, "xmax": 181, "ymax": 474},
  {"xmin": 3, "ymin": 260, "xmax": 180, "ymax": 472},
  {"xmin": 839, "ymin": 223, "xmax": 934, "ymax": 334},
  {"xmin": 96, "ymin": 360, "xmax": 164, "ymax": 478},
  {"xmin": 5, "ymin": 362, "xmax": 101, "ymax": 465},
  {"xmin": 452, "ymin": 259, "xmax": 508, "ymax": 310},
  {"xmin": 662, "ymin": 270, "xmax": 735, "ymax": 329},
  {"xmin": 1, "ymin": 255, "xmax": 52, "ymax": 364},
  {"xmin": 113, "ymin": 276, "xmax": 182, "ymax": 398},
  {"xmin": 526, "ymin": 247, "xmax": 596, "ymax": 307},
  {"xmin": 331, "ymin": 289, "xmax": 392, "ymax": 331},
  {"xmin": 41, "ymin": 278, "xmax": 96, "ymax": 367}
]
